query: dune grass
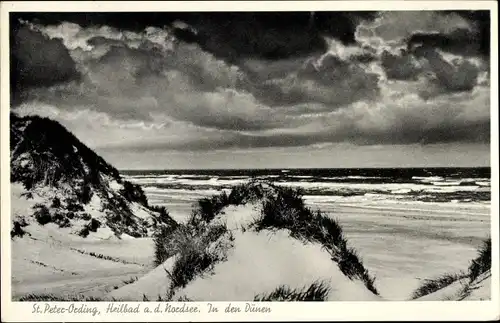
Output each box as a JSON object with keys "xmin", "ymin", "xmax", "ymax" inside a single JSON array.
[
  {"xmin": 191, "ymin": 182, "xmax": 267, "ymax": 223},
  {"xmin": 254, "ymin": 281, "xmax": 331, "ymax": 301},
  {"xmin": 410, "ymin": 273, "xmax": 467, "ymax": 300},
  {"xmin": 17, "ymin": 294, "xmax": 107, "ymax": 301},
  {"xmin": 154, "ymin": 221, "xmax": 229, "ymax": 266},
  {"xmin": 468, "ymin": 238, "xmax": 491, "ymax": 283},
  {"xmin": 411, "ymin": 238, "xmax": 491, "ymax": 300},
  {"xmin": 252, "ymin": 185, "xmax": 379, "ymax": 295},
  {"xmin": 168, "ymin": 223, "xmax": 232, "ymax": 288},
  {"xmin": 142, "ymin": 294, "xmax": 193, "ymax": 301},
  {"xmin": 153, "ymin": 224, "xmax": 180, "ymax": 266},
  {"xmin": 154, "ymin": 219, "xmax": 234, "ymax": 300}
]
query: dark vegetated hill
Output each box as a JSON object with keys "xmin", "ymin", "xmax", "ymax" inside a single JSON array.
[
  {"xmin": 11, "ymin": 112, "xmax": 128, "ymax": 191},
  {"xmin": 10, "ymin": 112, "xmax": 176, "ymax": 238}
]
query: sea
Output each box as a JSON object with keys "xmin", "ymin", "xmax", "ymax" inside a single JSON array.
[{"xmin": 121, "ymin": 167, "xmax": 491, "ymax": 221}]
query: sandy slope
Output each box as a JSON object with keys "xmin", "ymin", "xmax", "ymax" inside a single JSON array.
[
  {"xmin": 11, "ymin": 188, "xmax": 155, "ymax": 300},
  {"xmin": 11, "ymin": 222, "xmax": 155, "ymax": 299},
  {"xmin": 109, "ymin": 204, "xmax": 381, "ymax": 301},
  {"xmin": 10, "ymin": 176, "xmax": 160, "ymax": 299},
  {"xmin": 173, "ymin": 230, "xmax": 380, "ymax": 301},
  {"xmin": 107, "ymin": 255, "xmax": 178, "ymax": 301}
]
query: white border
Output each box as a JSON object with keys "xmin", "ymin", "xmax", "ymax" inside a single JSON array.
[{"xmin": 1, "ymin": 1, "xmax": 498, "ymax": 322}]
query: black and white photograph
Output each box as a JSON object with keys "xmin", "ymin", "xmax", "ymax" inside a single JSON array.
[{"xmin": 1, "ymin": 1, "xmax": 498, "ymax": 321}]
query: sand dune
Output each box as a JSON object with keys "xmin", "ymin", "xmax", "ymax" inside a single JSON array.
[{"xmin": 11, "ymin": 183, "xmax": 491, "ymax": 302}]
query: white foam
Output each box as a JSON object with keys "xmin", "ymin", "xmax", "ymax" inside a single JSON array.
[{"xmin": 412, "ymin": 176, "xmax": 444, "ymax": 182}]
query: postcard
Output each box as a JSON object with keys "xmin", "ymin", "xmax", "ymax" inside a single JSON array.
[{"xmin": 1, "ymin": 1, "xmax": 498, "ymax": 321}]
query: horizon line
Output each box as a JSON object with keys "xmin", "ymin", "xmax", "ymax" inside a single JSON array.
[{"xmin": 118, "ymin": 165, "xmax": 492, "ymax": 171}]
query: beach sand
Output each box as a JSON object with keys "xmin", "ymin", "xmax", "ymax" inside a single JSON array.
[{"xmin": 310, "ymin": 201, "xmax": 490, "ymax": 300}]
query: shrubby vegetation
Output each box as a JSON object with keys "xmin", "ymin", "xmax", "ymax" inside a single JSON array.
[
  {"xmin": 51, "ymin": 197, "xmax": 61, "ymax": 208},
  {"xmin": 33, "ymin": 204, "xmax": 52, "ymax": 225},
  {"xmin": 153, "ymin": 224, "xmax": 181, "ymax": 266},
  {"xmin": 51, "ymin": 211, "xmax": 71, "ymax": 228},
  {"xmin": 78, "ymin": 226, "xmax": 91, "ymax": 238},
  {"xmin": 169, "ymin": 223, "xmax": 232, "ymax": 288},
  {"xmin": 11, "ymin": 219, "xmax": 28, "ymax": 239},
  {"xmin": 100, "ymin": 192, "xmax": 151, "ymax": 238},
  {"xmin": 153, "ymin": 183, "xmax": 269, "ymax": 284},
  {"xmin": 76, "ymin": 180, "xmax": 93, "ymax": 204},
  {"xmin": 29, "ymin": 201, "xmax": 104, "ymax": 238},
  {"xmin": 65, "ymin": 199, "xmax": 85, "ymax": 212},
  {"xmin": 120, "ymin": 181, "xmax": 149, "ymax": 207},
  {"xmin": 154, "ymin": 220, "xmax": 231, "ymax": 268}
]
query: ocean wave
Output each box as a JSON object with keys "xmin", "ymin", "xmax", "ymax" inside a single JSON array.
[
  {"xmin": 124, "ymin": 172, "xmax": 491, "ymax": 189},
  {"xmin": 138, "ymin": 183, "xmax": 490, "ymax": 205},
  {"xmin": 123, "ymin": 168, "xmax": 491, "ymax": 206}
]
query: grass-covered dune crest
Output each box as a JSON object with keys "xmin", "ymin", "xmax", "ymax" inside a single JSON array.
[{"xmin": 110, "ymin": 181, "xmax": 381, "ymax": 301}]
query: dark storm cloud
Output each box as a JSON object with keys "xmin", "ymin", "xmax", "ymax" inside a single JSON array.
[
  {"xmin": 408, "ymin": 29, "xmax": 486, "ymax": 58},
  {"xmin": 10, "ymin": 23, "xmax": 80, "ymax": 105},
  {"xmin": 379, "ymin": 46, "xmax": 482, "ymax": 96},
  {"xmin": 407, "ymin": 10, "xmax": 490, "ymax": 57},
  {"xmin": 245, "ymin": 54, "xmax": 380, "ymax": 107},
  {"xmin": 171, "ymin": 12, "xmax": 328, "ymax": 62},
  {"xmin": 168, "ymin": 12, "xmax": 378, "ymax": 63},
  {"xmin": 10, "ymin": 11, "xmax": 377, "ymax": 63},
  {"xmin": 380, "ymin": 50, "xmax": 422, "ymax": 80},
  {"xmin": 16, "ymin": 23, "xmax": 381, "ymax": 128},
  {"xmin": 413, "ymin": 46, "xmax": 480, "ymax": 94}
]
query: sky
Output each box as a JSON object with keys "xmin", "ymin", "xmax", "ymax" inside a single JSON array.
[{"xmin": 9, "ymin": 11, "xmax": 491, "ymax": 169}]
